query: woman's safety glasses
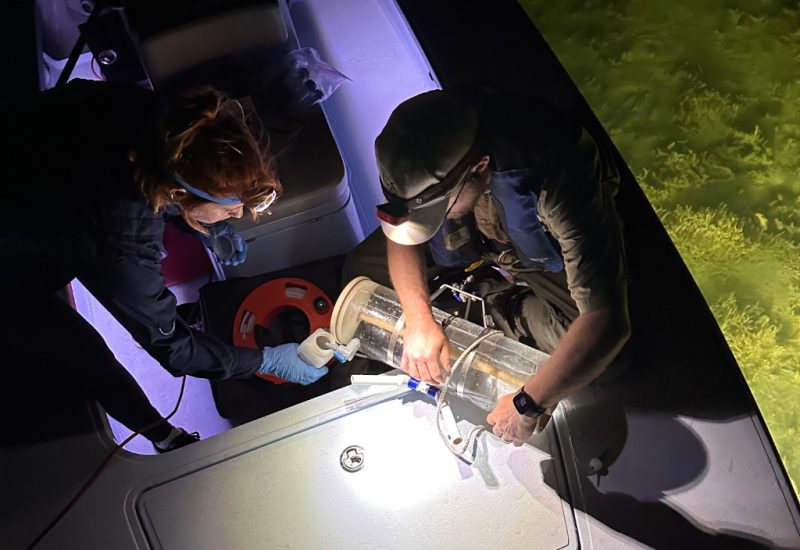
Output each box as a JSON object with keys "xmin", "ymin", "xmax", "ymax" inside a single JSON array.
[
  {"xmin": 174, "ymin": 173, "xmax": 278, "ymax": 214},
  {"xmin": 253, "ymin": 189, "xmax": 278, "ymax": 214}
]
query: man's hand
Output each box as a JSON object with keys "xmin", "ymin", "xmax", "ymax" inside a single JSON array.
[
  {"xmin": 487, "ymin": 393, "xmax": 538, "ymax": 446},
  {"xmin": 400, "ymin": 316, "xmax": 450, "ymax": 384}
]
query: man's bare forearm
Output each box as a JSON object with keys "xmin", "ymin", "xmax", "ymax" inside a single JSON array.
[
  {"xmin": 387, "ymin": 239, "xmax": 451, "ymax": 381},
  {"xmin": 387, "ymin": 240, "xmax": 434, "ymax": 322},
  {"xmin": 525, "ymin": 307, "xmax": 630, "ymax": 408}
]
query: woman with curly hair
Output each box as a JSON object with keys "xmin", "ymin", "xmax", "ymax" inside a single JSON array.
[{"xmin": 0, "ymin": 79, "xmax": 326, "ymax": 452}]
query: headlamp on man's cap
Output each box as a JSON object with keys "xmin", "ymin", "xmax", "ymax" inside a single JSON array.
[
  {"xmin": 375, "ymin": 196, "xmax": 412, "ymax": 226},
  {"xmin": 375, "ymin": 143, "xmax": 477, "ymax": 226}
]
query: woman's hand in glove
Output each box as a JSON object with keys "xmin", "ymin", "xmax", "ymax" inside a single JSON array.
[
  {"xmin": 200, "ymin": 222, "xmax": 248, "ymax": 266},
  {"xmin": 259, "ymin": 343, "xmax": 329, "ymax": 385}
]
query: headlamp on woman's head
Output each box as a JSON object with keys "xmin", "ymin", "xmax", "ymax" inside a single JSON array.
[{"xmin": 173, "ymin": 174, "xmax": 242, "ymax": 205}]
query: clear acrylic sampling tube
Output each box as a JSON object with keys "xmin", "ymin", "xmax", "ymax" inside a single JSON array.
[{"xmin": 331, "ymin": 277, "xmax": 550, "ymax": 412}]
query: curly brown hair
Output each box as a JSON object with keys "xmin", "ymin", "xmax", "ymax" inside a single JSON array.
[{"xmin": 135, "ymin": 87, "xmax": 281, "ymax": 233}]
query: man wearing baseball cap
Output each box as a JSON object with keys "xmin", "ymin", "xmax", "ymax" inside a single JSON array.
[{"xmin": 343, "ymin": 85, "xmax": 630, "ymax": 446}]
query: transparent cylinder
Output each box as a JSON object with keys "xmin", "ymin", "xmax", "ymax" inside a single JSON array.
[{"xmin": 331, "ymin": 278, "xmax": 550, "ymax": 411}]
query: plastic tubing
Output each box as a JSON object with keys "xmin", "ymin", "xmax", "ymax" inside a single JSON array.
[{"xmin": 331, "ymin": 277, "xmax": 550, "ymax": 412}]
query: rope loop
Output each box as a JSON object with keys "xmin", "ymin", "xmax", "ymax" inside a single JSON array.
[{"xmin": 435, "ymin": 328, "xmax": 503, "ymax": 463}]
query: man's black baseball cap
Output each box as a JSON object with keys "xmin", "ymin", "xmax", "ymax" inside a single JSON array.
[{"xmin": 375, "ymin": 90, "xmax": 479, "ymax": 245}]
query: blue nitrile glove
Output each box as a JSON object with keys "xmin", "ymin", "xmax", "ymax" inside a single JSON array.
[
  {"xmin": 201, "ymin": 222, "xmax": 247, "ymax": 266},
  {"xmin": 259, "ymin": 343, "xmax": 329, "ymax": 385}
]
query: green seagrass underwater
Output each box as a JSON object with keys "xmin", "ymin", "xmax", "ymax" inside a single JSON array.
[{"xmin": 521, "ymin": 0, "xmax": 800, "ymax": 495}]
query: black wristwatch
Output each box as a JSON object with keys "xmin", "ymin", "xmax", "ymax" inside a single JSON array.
[{"xmin": 513, "ymin": 387, "xmax": 546, "ymax": 418}]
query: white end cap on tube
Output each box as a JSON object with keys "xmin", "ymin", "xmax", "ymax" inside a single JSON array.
[
  {"xmin": 440, "ymin": 404, "xmax": 463, "ymax": 445},
  {"xmin": 298, "ymin": 328, "xmax": 336, "ymax": 367}
]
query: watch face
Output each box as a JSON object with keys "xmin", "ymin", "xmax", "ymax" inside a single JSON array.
[
  {"xmin": 513, "ymin": 391, "xmax": 529, "ymax": 413},
  {"xmin": 514, "ymin": 388, "xmax": 544, "ymax": 417}
]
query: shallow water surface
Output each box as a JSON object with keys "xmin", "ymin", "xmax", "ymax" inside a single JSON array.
[{"xmin": 521, "ymin": 0, "xmax": 800, "ymax": 494}]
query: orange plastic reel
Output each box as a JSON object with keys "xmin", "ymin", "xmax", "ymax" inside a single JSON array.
[{"xmin": 233, "ymin": 277, "xmax": 333, "ymax": 384}]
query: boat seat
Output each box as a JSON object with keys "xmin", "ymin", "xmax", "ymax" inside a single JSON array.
[{"xmin": 127, "ymin": 0, "xmax": 289, "ymax": 95}]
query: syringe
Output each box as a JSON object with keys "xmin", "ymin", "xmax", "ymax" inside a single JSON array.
[
  {"xmin": 350, "ymin": 374, "xmax": 438, "ymax": 398},
  {"xmin": 350, "ymin": 374, "xmax": 462, "ymax": 444}
]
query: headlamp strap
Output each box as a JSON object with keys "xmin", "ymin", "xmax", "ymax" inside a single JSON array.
[{"xmin": 173, "ymin": 174, "xmax": 242, "ymax": 205}]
